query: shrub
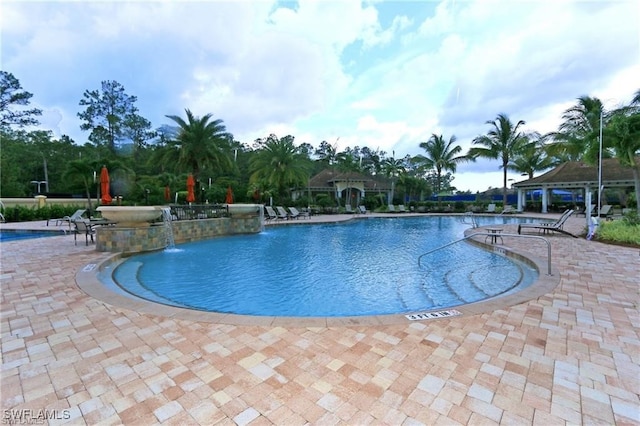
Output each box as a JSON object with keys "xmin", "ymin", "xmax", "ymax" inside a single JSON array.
[{"xmin": 597, "ymin": 219, "xmax": 640, "ymax": 246}]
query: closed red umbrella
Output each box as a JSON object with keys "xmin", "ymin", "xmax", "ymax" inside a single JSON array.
[
  {"xmin": 225, "ymin": 186, "xmax": 234, "ymax": 204},
  {"xmin": 164, "ymin": 185, "xmax": 171, "ymax": 202},
  {"xmin": 100, "ymin": 166, "xmax": 112, "ymax": 205},
  {"xmin": 186, "ymin": 175, "xmax": 195, "ymax": 203}
]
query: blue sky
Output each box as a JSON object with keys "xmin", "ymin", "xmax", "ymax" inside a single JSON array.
[{"xmin": 2, "ymin": 0, "xmax": 638, "ymax": 192}]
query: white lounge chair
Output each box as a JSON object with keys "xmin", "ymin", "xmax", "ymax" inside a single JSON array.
[
  {"xmin": 388, "ymin": 205, "xmax": 396, "ymax": 213},
  {"xmin": 485, "ymin": 204, "xmax": 496, "ymax": 213},
  {"xmin": 264, "ymin": 206, "xmax": 278, "ymax": 221},
  {"xmin": 358, "ymin": 206, "xmax": 367, "ymax": 214},
  {"xmin": 397, "ymin": 205, "xmax": 407, "ymax": 213},
  {"xmin": 275, "ymin": 206, "xmax": 289, "ymax": 220},
  {"xmin": 288, "ymin": 207, "xmax": 308, "ymax": 219},
  {"xmin": 517, "ymin": 209, "xmax": 577, "ymax": 237},
  {"xmin": 49, "ymin": 209, "xmax": 87, "ymax": 228}
]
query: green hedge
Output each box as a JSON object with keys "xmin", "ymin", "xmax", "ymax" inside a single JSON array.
[{"xmin": 1, "ymin": 204, "xmax": 87, "ymax": 223}]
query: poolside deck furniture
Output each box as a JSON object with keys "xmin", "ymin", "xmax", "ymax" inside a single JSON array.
[
  {"xmin": 599, "ymin": 204, "xmax": 613, "ymax": 220},
  {"xmin": 500, "ymin": 205, "xmax": 517, "ymax": 214},
  {"xmin": 48, "ymin": 209, "xmax": 86, "ymax": 227},
  {"xmin": 576, "ymin": 204, "xmax": 595, "ymax": 217},
  {"xmin": 264, "ymin": 206, "xmax": 279, "ymax": 221},
  {"xmin": 397, "ymin": 205, "xmax": 407, "ymax": 213},
  {"xmin": 73, "ymin": 219, "xmax": 95, "ymax": 246},
  {"xmin": 485, "ymin": 204, "xmax": 496, "ymax": 213},
  {"xmin": 517, "ymin": 209, "xmax": 578, "ymax": 238},
  {"xmin": 345, "ymin": 204, "xmax": 356, "ymax": 214},
  {"xmin": 288, "ymin": 207, "xmax": 308, "ymax": 219},
  {"xmin": 485, "ymin": 227, "xmax": 504, "ymax": 244},
  {"xmin": 387, "ymin": 205, "xmax": 396, "ymax": 213},
  {"xmin": 275, "ymin": 206, "xmax": 289, "ymax": 220},
  {"xmin": 358, "ymin": 206, "xmax": 367, "ymax": 214}
]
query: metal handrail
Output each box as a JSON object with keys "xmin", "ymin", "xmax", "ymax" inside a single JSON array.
[{"xmin": 418, "ymin": 232, "xmax": 552, "ymax": 275}]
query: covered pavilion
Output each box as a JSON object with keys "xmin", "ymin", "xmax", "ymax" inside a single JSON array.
[{"xmin": 512, "ymin": 158, "xmax": 637, "ymax": 226}]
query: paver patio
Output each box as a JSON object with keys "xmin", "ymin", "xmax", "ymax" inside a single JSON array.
[{"xmin": 1, "ymin": 213, "xmax": 638, "ymax": 425}]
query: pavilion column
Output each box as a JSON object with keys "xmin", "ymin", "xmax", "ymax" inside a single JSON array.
[
  {"xmin": 541, "ymin": 187, "xmax": 548, "ymax": 213},
  {"xmin": 585, "ymin": 186, "xmax": 592, "ymax": 228},
  {"xmin": 517, "ymin": 189, "xmax": 524, "ymax": 212}
]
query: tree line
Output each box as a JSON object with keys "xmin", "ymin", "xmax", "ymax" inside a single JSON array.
[{"xmin": 1, "ymin": 70, "xmax": 638, "ymax": 210}]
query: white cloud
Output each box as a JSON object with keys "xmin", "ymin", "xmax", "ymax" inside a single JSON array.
[{"xmin": 1, "ymin": 0, "xmax": 638, "ymax": 193}]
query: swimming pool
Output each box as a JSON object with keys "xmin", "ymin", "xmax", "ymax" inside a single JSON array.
[
  {"xmin": 106, "ymin": 216, "xmax": 540, "ymax": 317},
  {"xmin": 0, "ymin": 229, "xmax": 65, "ymax": 242}
]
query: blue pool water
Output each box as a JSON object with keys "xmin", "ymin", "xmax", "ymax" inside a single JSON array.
[
  {"xmin": 0, "ymin": 230, "xmax": 65, "ymax": 242},
  {"xmin": 107, "ymin": 216, "xmax": 540, "ymax": 317}
]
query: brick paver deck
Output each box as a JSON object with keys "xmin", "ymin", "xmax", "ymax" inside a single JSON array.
[{"xmin": 1, "ymin": 214, "xmax": 638, "ymax": 425}]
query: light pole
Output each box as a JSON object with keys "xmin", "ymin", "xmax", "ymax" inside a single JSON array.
[{"xmin": 598, "ymin": 109, "xmax": 603, "ymax": 219}]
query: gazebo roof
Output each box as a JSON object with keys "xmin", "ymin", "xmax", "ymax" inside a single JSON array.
[
  {"xmin": 513, "ymin": 158, "xmax": 637, "ymax": 189},
  {"xmin": 309, "ymin": 169, "xmax": 392, "ymax": 190}
]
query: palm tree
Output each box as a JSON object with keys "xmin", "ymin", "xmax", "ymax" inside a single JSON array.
[
  {"xmin": 414, "ymin": 134, "xmax": 466, "ymax": 197},
  {"xmin": 468, "ymin": 113, "xmax": 527, "ymax": 206},
  {"xmin": 606, "ymin": 91, "xmax": 640, "ymax": 210},
  {"xmin": 164, "ymin": 109, "xmax": 233, "ymax": 186},
  {"xmin": 249, "ymin": 135, "xmax": 310, "ymax": 200},
  {"xmin": 64, "ymin": 159, "xmax": 97, "ymax": 217},
  {"xmin": 508, "ymin": 132, "xmax": 553, "ymax": 179},
  {"xmin": 547, "ymin": 96, "xmax": 606, "ymax": 163},
  {"xmin": 382, "ymin": 154, "xmax": 405, "ymax": 205}
]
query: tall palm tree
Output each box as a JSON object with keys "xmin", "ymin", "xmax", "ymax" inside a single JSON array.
[
  {"xmin": 382, "ymin": 154, "xmax": 405, "ymax": 205},
  {"xmin": 249, "ymin": 135, "xmax": 310, "ymax": 200},
  {"xmin": 547, "ymin": 96, "xmax": 606, "ymax": 163},
  {"xmin": 468, "ymin": 113, "xmax": 526, "ymax": 206},
  {"xmin": 414, "ymin": 134, "xmax": 466, "ymax": 196},
  {"xmin": 64, "ymin": 159, "xmax": 97, "ymax": 217},
  {"xmin": 164, "ymin": 109, "xmax": 233, "ymax": 185},
  {"xmin": 606, "ymin": 90, "xmax": 640, "ymax": 210},
  {"xmin": 508, "ymin": 132, "xmax": 553, "ymax": 179}
]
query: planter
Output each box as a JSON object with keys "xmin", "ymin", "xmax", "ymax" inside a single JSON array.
[{"xmin": 97, "ymin": 206, "xmax": 163, "ymax": 227}]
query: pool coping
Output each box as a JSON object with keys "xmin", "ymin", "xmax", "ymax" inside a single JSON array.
[{"xmin": 75, "ymin": 218, "xmax": 561, "ymax": 327}]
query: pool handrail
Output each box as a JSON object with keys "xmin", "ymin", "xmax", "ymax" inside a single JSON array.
[{"xmin": 418, "ymin": 232, "xmax": 552, "ymax": 276}]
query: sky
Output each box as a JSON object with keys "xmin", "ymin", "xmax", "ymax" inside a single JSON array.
[{"xmin": 1, "ymin": 0, "xmax": 639, "ymax": 192}]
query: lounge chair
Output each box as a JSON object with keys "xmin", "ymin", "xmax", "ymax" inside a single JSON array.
[
  {"xmin": 288, "ymin": 207, "xmax": 308, "ymax": 219},
  {"xmin": 275, "ymin": 206, "xmax": 289, "ymax": 220},
  {"xmin": 388, "ymin": 205, "xmax": 396, "ymax": 213},
  {"xmin": 358, "ymin": 206, "xmax": 367, "ymax": 214},
  {"xmin": 517, "ymin": 209, "xmax": 577, "ymax": 237},
  {"xmin": 599, "ymin": 205, "xmax": 613, "ymax": 220},
  {"xmin": 264, "ymin": 206, "xmax": 279, "ymax": 221},
  {"xmin": 485, "ymin": 204, "xmax": 496, "ymax": 213},
  {"xmin": 49, "ymin": 209, "xmax": 86, "ymax": 227},
  {"xmin": 576, "ymin": 204, "xmax": 595, "ymax": 217},
  {"xmin": 344, "ymin": 204, "xmax": 356, "ymax": 214},
  {"xmin": 500, "ymin": 205, "xmax": 517, "ymax": 214},
  {"xmin": 397, "ymin": 205, "xmax": 407, "ymax": 213},
  {"xmin": 73, "ymin": 219, "xmax": 96, "ymax": 246}
]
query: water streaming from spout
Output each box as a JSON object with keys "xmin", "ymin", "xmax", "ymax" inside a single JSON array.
[{"xmin": 161, "ymin": 207, "xmax": 177, "ymax": 251}]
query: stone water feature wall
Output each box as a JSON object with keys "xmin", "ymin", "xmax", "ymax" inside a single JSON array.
[{"xmin": 96, "ymin": 216, "xmax": 262, "ymax": 253}]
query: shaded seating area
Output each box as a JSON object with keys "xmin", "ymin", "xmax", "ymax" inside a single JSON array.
[{"xmin": 517, "ymin": 209, "xmax": 578, "ymax": 237}]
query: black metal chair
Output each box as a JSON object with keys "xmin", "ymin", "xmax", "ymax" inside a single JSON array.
[{"xmin": 73, "ymin": 220, "xmax": 95, "ymax": 246}]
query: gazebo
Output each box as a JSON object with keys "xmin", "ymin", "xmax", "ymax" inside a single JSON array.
[
  {"xmin": 512, "ymin": 158, "xmax": 637, "ymax": 226},
  {"xmin": 292, "ymin": 169, "xmax": 393, "ymax": 207}
]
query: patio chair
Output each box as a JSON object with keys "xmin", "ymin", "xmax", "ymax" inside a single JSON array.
[
  {"xmin": 599, "ymin": 204, "xmax": 613, "ymax": 220},
  {"xmin": 517, "ymin": 209, "xmax": 577, "ymax": 237},
  {"xmin": 576, "ymin": 204, "xmax": 595, "ymax": 217},
  {"xmin": 275, "ymin": 206, "xmax": 289, "ymax": 220},
  {"xmin": 397, "ymin": 205, "xmax": 407, "ymax": 213},
  {"xmin": 500, "ymin": 205, "xmax": 517, "ymax": 214},
  {"xmin": 49, "ymin": 209, "xmax": 86, "ymax": 227},
  {"xmin": 358, "ymin": 206, "xmax": 367, "ymax": 214},
  {"xmin": 73, "ymin": 219, "xmax": 96, "ymax": 246},
  {"xmin": 288, "ymin": 207, "xmax": 308, "ymax": 219},
  {"xmin": 485, "ymin": 204, "xmax": 496, "ymax": 213},
  {"xmin": 264, "ymin": 206, "xmax": 278, "ymax": 221},
  {"xmin": 345, "ymin": 204, "xmax": 356, "ymax": 214},
  {"xmin": 387, "ymin": 205, "xmax": 396, "ymax": 213}
]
